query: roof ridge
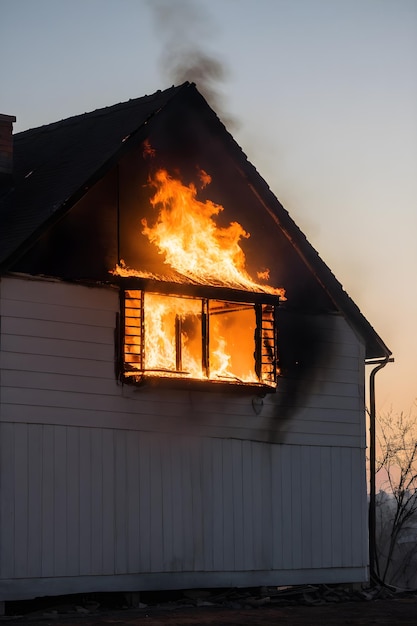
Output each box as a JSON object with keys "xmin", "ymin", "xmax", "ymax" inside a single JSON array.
[{"xmin": 15, "ymin": 83, "xmax": 190, "ymax": 137}]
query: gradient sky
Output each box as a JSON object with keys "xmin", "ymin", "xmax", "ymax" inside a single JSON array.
[{"xmin": 1, "ymin": 0, "xmax": 416, "ymax": 415}]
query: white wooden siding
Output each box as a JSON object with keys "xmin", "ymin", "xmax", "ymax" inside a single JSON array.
[
  {"xmin": 0, "ymin": 275, "xmax": 368, "ymax": 597},
  {"xmin": 0, "ymin": 276, "xmax": 366, "ymax": 447},
  {"xmin": 0, "ymin": 422, "xmax": 367, "ymax": 582}
]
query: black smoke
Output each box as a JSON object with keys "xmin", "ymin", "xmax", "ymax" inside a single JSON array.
[{"xmin": 146, "ymin": 0, "xmax": 236, "ymax": 128}]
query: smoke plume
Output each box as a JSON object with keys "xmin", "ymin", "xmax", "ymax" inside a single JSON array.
[{"xmin": 146, "ymin": 0, "xmax": 236, "ymax": 128}]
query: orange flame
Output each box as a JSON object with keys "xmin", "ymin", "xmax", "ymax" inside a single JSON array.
[
  {"xmin": 135, "ymin": 168, "xmax": 285, "ymax": 297},
  {"xmin": 124, "ymin": 290, "xmax": 260, "ymax": 383}
]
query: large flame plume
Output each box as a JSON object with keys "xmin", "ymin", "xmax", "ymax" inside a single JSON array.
[{"xmin": 114, "ymin": 167, "xmax": 284, "ymax": 298}]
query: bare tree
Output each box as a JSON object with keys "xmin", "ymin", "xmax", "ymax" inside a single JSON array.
[{"xmin": 375, "ymin": 401, "xmax": 417, "ymax": 587}]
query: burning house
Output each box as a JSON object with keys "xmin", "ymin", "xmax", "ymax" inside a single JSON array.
[{"xmin": 0, "ymin": 83, "xmax": 391, "ymax": 603}]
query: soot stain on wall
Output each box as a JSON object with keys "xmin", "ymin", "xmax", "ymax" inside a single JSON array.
[{"xmin": 265, "ymin": 306, "xmax": 337, "ymax": 441}]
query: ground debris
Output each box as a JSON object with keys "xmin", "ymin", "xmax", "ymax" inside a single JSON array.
[{"xmin": 4, "ymin": 583, "xmax": 417, "ymax": 622}]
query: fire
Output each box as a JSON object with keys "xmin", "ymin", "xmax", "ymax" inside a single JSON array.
[
  {"xmin": 138, "ymin": 168, "xmax": 284, "ymax": 296},
  {"xmin": 124, "ymin": 290, "xmax": 259, "ymax": 383},
  {"xmin": 115, "ymin": 163, "xmax": 283, "ymax": 385},
  {"xmin": 208, "ymin": 300, "xmax": 258, "ymax": 382}
]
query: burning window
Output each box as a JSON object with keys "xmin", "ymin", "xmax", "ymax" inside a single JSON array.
[
  {"xmin": 112, "ymin": 153, "xmax": 285, "ymax": 391},
  {"xmin": 121, "ymin": 284, "xmax": 279, "ymax": 389}
]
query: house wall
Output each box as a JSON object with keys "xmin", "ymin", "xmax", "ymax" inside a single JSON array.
[{"xmin": 0, "ymin": 275, "xmax": 368, "ymax": 600}]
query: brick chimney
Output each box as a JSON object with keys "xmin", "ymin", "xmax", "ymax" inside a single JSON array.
[{"xmin": 0, "ymin": 114, "xmax": 16, "ymax": 182}]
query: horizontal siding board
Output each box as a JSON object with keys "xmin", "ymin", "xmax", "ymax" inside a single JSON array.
[
  {"xmin": 1, "ymin": 277, "xmax": 118, "ymax": 310},
  {"xmin": 0, "ymin": 276, "xmax": 367, "ymax": 449},
  {"xmin": 284, "ymin": 337, "xmax": 360, "ymax": 360},
  {"xmin": 285, "ymin": 313, "xmax": 361, "ymax": 349},
  {"xmin": 1, "ymin": 298, "xmax": 116, "ymax": 327},
  {"xmin": 318, "ymin": 340, "xmax": 360, "ymax": 359},
  {"xmin": 282, "ymin": 355, "xmax": 361, "ymax": 373},
  {"xmin": 195, "ymin": 393, "xmax": 362, "ymax": 417},
  {"xmin": 2, "ymin": 370, "xmax": 120, "ymax": 396},
  {"xmin": 0, "ymin": 408, "xmax": 364, "ymax": 450},
  {"xmin": 1, "ymin": 352, "xmax": 114, "ymax": 379},
  {"xmin": 2, "ymin": 317, "xmax": 114, "ymax": 345},
  {"xmin": 120, "ymin": 377, "xmax": 361, "ymax": 408},
  {"xmin": 271, "ymin": 416, "xmax": 361, "ymax": 436},
  {"xmin": 278, "ymin": 379, "xmax": 360, "ymax": 399},
  {"xmin": 2, "ymin": 383, "xmax": 364, "ymax": 426},
  {"xmin": 1, "ymin": 386, "xmax": 364, "ymax": 440},
  {"xmin": 266, "ymin": 404, "xmax": 363, "ymax": 425},
  {"xmin": 1, "ymin": 388, "xmax": 136, "ymax": 412},
  {"xmin": 1, "ymin": 334, "xmax": 114, "ymax": 361},
  {"xmin": 269, "ymin": 392, "xmax": 361, "ymax": 412},
  {"xmin": 294, "ymin": 366, "xmax": 362, "ymax": 385}
]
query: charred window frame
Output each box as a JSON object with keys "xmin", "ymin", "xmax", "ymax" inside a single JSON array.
[{"xmin": 118, "ymin": 279, "xmax": 279, "ymax": 391}]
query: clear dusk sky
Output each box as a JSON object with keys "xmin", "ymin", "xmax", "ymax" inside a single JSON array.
[{"xmin": 1, "ymin": 0, "xmax": 416, "ymax": 416}]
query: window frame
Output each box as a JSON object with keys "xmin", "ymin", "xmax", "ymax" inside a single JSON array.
[{"xmin": 118, "ymin": 278, "xmax": 280, "ymax": 392}]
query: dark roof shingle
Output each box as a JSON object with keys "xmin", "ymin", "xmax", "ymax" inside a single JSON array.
[{"xmin": 0, "ymin": 83, "xmax": 187, "ymax": 264}]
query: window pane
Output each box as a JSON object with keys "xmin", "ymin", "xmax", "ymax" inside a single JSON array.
[
  {"xmin": 208, "ymin": 300, "xmax": 257, "ymax": 382},
  {"xmin": 144, "ymin": 293, "xmax": 203, "ymax": 377}
]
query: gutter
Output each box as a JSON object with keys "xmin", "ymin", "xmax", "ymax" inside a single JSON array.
[{"xmin": 366, "ymin": 355, "xmax": 394, "ymax": 581}]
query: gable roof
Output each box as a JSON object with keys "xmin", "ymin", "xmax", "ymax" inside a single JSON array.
[{"xmin": 0, "ymin": 82, "xmax": 391, "ymax": 360}]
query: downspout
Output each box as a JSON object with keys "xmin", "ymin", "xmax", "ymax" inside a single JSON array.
[{"xmin": 367, "ymin": 355, "xmax": 394, "ymax": 581}]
